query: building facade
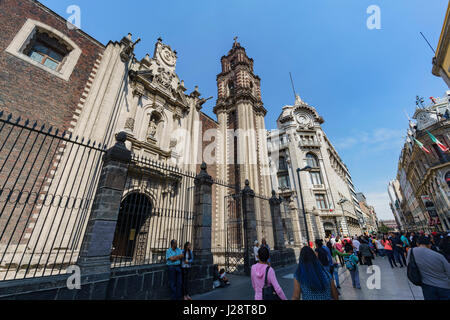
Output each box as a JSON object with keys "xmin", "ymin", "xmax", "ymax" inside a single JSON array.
[
  {"xmin": 432, "ymin": 1, "xmax": 450, "ymax": 88},
  {"xmin": 0, "ymin": 0, "xmax": 274, "ymax": 274},
  {"xmin": 356, "ymin": 193, "xmax": 378, "ymax": 234},
  {"xmin": 267, "ymin": 95, "xmax": 364, "ymax": 244},
  {"xmin": 392, "ymin": 93, "xmax": 450, "ymax": 232}
]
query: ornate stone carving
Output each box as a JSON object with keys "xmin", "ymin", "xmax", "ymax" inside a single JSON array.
[{"xmin": 125, "ymin": 117, "xmax": 135, "ymax": 131}]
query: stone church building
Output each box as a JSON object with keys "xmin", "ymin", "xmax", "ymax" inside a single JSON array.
[{"xmin": 0, "ymin": 0, "xmax": 274, "ymax": 274}]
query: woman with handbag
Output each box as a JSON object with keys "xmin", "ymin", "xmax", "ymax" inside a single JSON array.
[
  {"xmin": 251, "ymin": 246, "xmax": 287, "ymax": 300},
  {"xmin": 292, "ymin": 246, "xmax": 339, "ymax": 300}
]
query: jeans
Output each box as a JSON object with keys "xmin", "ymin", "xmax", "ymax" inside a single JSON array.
[
  {"xmin": 168, "ymin": 265, "xmax": 182, "ymax": 300},
  {"xmin": 421, "ymin": 283, "xmax": 450, "ymax": 300},
  {"xmin": 378, "ymin": 249, "xmax": 385, "ymax": 257},
  {"xmin": 357, "ymin": 251, "xmax": 363, "ymax": 265},
  {"xmin": 332, "ymin": 265, "xmax": 340, "ymax": 287},
  {"xmin": 393, "ymin": 249, "xmax": 405, "ymax": 266},
  {"xmin": 364, "ymin": 256, "xmax": 373, "ymax": 266},
  {"xmin": 349, "ymin": 268, "xmax": 361, "ymax": 289},
  {"xmin": 385, "ymin": 250, "xmax": 397, "ymax": 267},
  {"xmin": 182, "ymin": 267, "xmax": 191, "ymax": 296}
]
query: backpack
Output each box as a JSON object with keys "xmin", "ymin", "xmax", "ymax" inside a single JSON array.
[
  {"xmin": 262, "ymin": 266, "xmax": 281, "ymax": 300},
  {"xmin": 344, "ymin": 254, "xmax": 356, "ymax": 271},
  {"xmin": 407, "ymin": 248, "xmax": 422, "ymax": 286}
]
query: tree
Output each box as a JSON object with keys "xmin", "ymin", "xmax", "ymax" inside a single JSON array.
[{"xmin": 378, "ymin": 222, "xmax": 392, "ymax": 234}]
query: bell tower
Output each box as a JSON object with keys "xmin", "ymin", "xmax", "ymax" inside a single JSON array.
[{"xmin": 214, "ymin": 38, "xmax": 270, "ymax": 194}]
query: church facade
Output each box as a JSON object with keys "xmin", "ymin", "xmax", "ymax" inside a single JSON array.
[{"xmin": 0, "ymin": 0, "xmax": 274, "ymax": 273}]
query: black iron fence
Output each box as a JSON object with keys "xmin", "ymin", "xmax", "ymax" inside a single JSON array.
[
  {"xmin": 110, "ymin": 155, "xmax": 196, "ymax": 268},
  {"xmin": 0, "ymin": 112, "xmax": 106, "ymax": 281}
]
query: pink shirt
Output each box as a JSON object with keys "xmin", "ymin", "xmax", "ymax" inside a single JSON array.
[{"xmin": 251, "ymin": 263, "xmax": 287, "ymax": 300}]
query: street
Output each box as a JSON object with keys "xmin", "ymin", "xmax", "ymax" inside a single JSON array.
[{"xmin": 193, "ymin": 255, "xmax": 424, "ymax": 300}]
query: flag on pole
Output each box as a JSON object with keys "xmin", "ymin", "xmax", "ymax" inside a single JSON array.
[
  {"xmin": 426, "ymin": 130, "xmax": 449, "ymax": 152},
  {"xmin": 414, "ymin": 138, "xmax": 431, "ymax": 154}
]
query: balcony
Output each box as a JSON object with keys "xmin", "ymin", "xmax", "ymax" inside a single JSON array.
[{"xmin": 299, "ymin": 140, "xmax": 321, "ymax": 148}]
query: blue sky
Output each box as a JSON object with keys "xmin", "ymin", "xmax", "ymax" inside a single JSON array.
[{"xmin": 41, "ymin": 0, "xmax": 449, "ymax": 219}]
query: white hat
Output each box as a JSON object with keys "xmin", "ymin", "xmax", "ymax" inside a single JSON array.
[{"xmin": 254, "ymin": 240, "xmax": 259, "ymax": 245}]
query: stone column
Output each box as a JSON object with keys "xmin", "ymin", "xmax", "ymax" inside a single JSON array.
[
  {"xmin": 242, "ymin": 180, "xmax": 257, "ymax": 276},
  {"xmin": 77, "ymin": 132, "xmax": 131, "ymax": 275},
  {"xmin": 193, "ymin": 163, "xmax": 214, "ymax": 264},
  {"xmin": 191, "ymin": 163, "xmax": 215, "ymax": 294},
  {"xmin": 269, "ymin": 191, "xmax": 286, "ymax": 251}
]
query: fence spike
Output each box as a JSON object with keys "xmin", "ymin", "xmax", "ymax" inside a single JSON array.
[
  {"xmin": 92, "ymin": 141, "xmax": 97, "ymax": 147},
  {"xmin": 81, "ymin": 137, "xmax": 85, "ymax": 143},
  {"xmin": 6, "ymin": 113, "xmax": 12, "ymax": 121},
  {"xmin": 75, "ymin": 135, "xmax": 79, "ymax": 141},
  {"xmin": 47, "ymin": 126, "xmax": 53, "ymax": 134},
  {"xmin": 24, "ymin": 119, "xmax": 30, "ymax": 127},
  {"xmin": 0, "ymin": 110, "xmax": 3, "ymax": 118},
  {"xmin": 54, "ymin": 129, "xmax": 59, "ymax": 136},
  {"xmin": 87, "ymin": 139, "xmax": 91, "ymax": 145},
  {"xmin": 15, "ymin": 116, "xmax": 21, "ymax": 124}
]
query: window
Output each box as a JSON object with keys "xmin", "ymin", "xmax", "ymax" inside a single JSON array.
[
  {"xmin": 310, "ymin": 171, "xmax": 323, "ymax": 185},
  {"xmin": 315, "ymin": 194, "xmax": 328, "ymax": 209},
  {"xmin": 23, "ymin": 31, "xmax": 70, "ymax": 71},
  {"xmin": 279, "ymin": 156, "xmax": 288, "ymax": 171},
  {"xmin": 278, "ymin": 174, "xmax": 290, "ymax": 189},
  {"xmin": 306, "ymin": 153, "xmax": 319, "ymax": 168},
  {"xmin": 6, "ymin": 19, "xmax": 82, "ymax": 81}
]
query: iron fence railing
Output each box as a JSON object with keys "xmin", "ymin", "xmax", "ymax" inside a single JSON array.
[{"xmin": 0, "ymin": 111, "xmax": 106, "ymax": 281}]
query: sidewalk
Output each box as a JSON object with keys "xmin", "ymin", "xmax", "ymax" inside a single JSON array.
[{"xmin": 192, "ymin": 255, "xmax": 424, "ymax": 300}]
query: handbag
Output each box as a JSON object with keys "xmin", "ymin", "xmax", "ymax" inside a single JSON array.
[
  {"xmin": 262, "ymin": 266, "xmax": 281, "ymax": 300},
  {"xmin": 407, "ymin": 248, "xmax": 422, "ymax": 286}
]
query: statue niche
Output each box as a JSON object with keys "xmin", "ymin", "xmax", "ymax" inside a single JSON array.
[{"xmin": 147, "ymin": 111, "xmax": 164, "ymax": 143}]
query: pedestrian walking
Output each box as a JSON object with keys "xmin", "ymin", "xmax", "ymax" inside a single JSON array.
[
  {"xmin": 382, "ymin": 236, "xmax": 397, "ymax": 268},
  {"xmin": 334, "ymin": 236, "xmax": 345, "ymax": 267},
  {"xmin": 375, "ymin": 236, "xmax": 385, "ymax": 257},
  {"xmin": 352, "ymin": 237, "xmax": 362, "ymax": 265},
  {"xmin": 166, "ymin": 239, "xmax": 184, "ymax": 300},
  {"xmin": 292, "ymin": 246, "xmax": 339, "ymax": 300},
  {"xmin": 327, "ymin": 241, "xmax": 341, "ymax": 289},
  {"xmin": 253, "ymin": 240, "xmax": 260, "ymax": 263},
  {"xmin": 359, "ymin": 239, "xmax": 373, "ymax": 266},
  {"xmin": 407, "ymin": 235, "xmax": 450, "ymax": 300},
  {"xmin": 251, "ymin": 246, "xmax": 286, "ymax": 300},
  {"xmin": 393, "ymin": 233, "xmax": 406, "ymax": 267},
  {"xmin": 181, "ymin": 242, "xmax": 194, "ymax": 300},
  {"xmin": 344, "ymin": 245, "xmax": 361, "ymax": 289}
]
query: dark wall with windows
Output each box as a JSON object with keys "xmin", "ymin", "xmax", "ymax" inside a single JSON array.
[{"xmin": 0, "ymin": 0, "xmax": 105, "ymax": 130}]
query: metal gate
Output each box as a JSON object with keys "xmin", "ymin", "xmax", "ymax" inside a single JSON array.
[{"xmin": 224, "ymin": 193, "xmax": 246, "ymax": 275}]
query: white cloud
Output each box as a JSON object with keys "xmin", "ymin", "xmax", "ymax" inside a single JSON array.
[
  {"xmin": 335, "ymin": 128, "xmax": 404, "ymax": 152},
  {"xmin": 364, "ymin": 191, "xmax": 395, "ymax": 221}
]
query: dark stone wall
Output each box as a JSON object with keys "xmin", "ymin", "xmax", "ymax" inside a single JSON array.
[{"xmin": 0, "ymin": 262, "xmax": 216, "ymax": 300}]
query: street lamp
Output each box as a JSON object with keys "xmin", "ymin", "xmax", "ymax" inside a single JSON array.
[
  {"xmin": 337, "ymin": 198, "xmax": 348, "ymax": 237},
  {"xmin": 296, "ymin": 166, "xmax": 312, "ymax": 244}
]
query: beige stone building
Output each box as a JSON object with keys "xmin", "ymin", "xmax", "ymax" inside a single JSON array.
[{"xmin": 267, "ymin": 94, "xmax": 364, "ymax": 244}]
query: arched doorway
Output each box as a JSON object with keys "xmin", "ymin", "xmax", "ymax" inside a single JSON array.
[{"xmin": 111, "ymin": 193, "xmax": 153, "ymax": 261}]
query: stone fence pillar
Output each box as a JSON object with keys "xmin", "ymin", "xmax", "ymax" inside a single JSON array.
[
  {"xmin": 269, "ymin": 191, "xmax": 286, "ymax": 251},
  {"xmin": 77, "ymin": 132, "xmax": 131, "ymax": 276},
  {"xmin": 191, "ymin": 163, "xmax": 215, "ymax": 294},
  {"xmin": 242, "ymin": 180, "xmax": 257, "ymax": 276}
]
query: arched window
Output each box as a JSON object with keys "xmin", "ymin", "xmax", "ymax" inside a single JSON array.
[
  {"xmin": 306, "ymin": 153, "xmax": 319, "ymax": 168},
  {"xmin": 228, "ymin": 81, "xmax": 235, "ymax": 96}
]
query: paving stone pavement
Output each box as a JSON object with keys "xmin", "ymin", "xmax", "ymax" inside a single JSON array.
[{"xmin": 192, "ymin": 254, "xmax": 424, "ymax": 300}]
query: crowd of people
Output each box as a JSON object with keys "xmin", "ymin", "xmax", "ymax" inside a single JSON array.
[
  {"xmin": 164, "ymin": 231, "xmax": 449, "ymax": 301},
  {"xmin": 250, "ymin": 231, "xmax": 450, "ymax": 301}
]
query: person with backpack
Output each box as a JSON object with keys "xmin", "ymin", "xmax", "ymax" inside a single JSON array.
[
  {"xmin": 344, "ymin": 245, "xmax": 361, "ymax": 289},
  {"xmin": 251, "ymin": 246, "xmax": 286, "ymax": 300},
  {"xmin": 359, "ymin": 239, "xmax": 374, "ymax": 266},
  {"xmin": 407, "ymin": 235, "xmax": 450, "ymax": 300},
  {"xmin": 292, "ymin": 246, "xmax": 339, "ymax": 300}
]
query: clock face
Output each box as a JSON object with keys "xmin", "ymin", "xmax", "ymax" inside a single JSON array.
[
  {"xmin": 159, "ymin": 47, "xmax": 176, "ymax": 67},
  {"xmin": 296, "ymin": 114, "xmax": 311, "ymax": 125}
]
